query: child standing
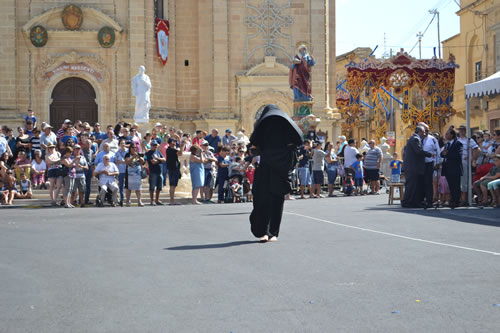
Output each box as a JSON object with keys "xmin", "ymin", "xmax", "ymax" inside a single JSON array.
[
  {"xmin": 351, "ymin": 153, "xmax": 364, "ymax": 195},
  {"xmin": 390, "ymin": 152, "xmax": 402, "ymax": 183},
  {"xmin": 245, "ymin": 164, "xmax": 255, "ymax": 202},
  {"xmin": 438, "ymin": 174, "xmax": 451, "ymax": 207},
  {"xmin": 25, "ymin": 109, "xmax": 37, "ymax": 128}
]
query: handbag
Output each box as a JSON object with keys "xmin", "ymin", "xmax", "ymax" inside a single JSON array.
[
  {"xmin": 337, "ymin": 162, "xmax": 345, "ymax": 177},
  {"xmin": 141, "ymin": 167, "xmax": 148, "ymax": 179}
]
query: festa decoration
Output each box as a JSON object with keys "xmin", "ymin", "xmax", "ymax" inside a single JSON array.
[
  {"xmin": 155, "ymin": 18, "xmax": 169, "ymax": 66},
  {"xmin": 337, "ymin": 49, "xmax": 458, "ymax": 138}
]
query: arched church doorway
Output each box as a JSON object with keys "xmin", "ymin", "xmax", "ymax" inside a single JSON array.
[{"xmin": 50, "ymin": 77, "xmax": 98, "ymax": 128}]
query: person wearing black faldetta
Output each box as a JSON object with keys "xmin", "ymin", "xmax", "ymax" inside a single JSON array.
[{"xmin": 249, "ymin": 104, "xmax": 303, "ymax": 242}]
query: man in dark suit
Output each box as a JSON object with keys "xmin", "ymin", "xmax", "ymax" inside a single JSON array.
[
  {"xmin": 441, "ymin": 128, "xmax": 463, "ymax": 208},
  {"xmin": 402, "ymin": 126, "xmax": 433, "ymax": 208}
]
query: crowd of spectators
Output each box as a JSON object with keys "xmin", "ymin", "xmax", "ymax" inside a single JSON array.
[
  {"xmin": 0, "ymin": 110, "xmax": 257, "ymax": 207},
  {"xmin": 1, "ymin": 110, "xmax": 499, "ymax": 209},
  {"xmin": 295, "ymin": 136, "xmax": 386, "ymax": 198},
  {"xmin": 401, "ymin": 123, "xmax": 500, "ymax": 208}
]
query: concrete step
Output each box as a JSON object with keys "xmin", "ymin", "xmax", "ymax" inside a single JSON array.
[{"xmin": 1, "ymin": 188, "xmax": 221, "ymax": 208}]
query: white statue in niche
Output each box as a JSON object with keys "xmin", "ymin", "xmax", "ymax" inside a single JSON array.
[{"xmin": 131, "ymin": 65, "xmax": 151, "ymax": 123}]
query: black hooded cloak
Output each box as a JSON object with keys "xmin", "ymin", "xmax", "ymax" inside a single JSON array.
[{"xmin": 249, "ymin": 104, "xmax": 304, "ymax": 238}]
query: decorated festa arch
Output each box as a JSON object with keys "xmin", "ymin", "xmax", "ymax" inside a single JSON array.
[{"xmin": 337, "ymin": 49, "xmax": 459, "ymax": 139}]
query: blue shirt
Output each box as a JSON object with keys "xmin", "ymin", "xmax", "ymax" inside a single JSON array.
[
  {"xmin": 145, "ymin": 150, "xmax": 164, "ymax": 174},
  {"xmin": 61, "ymin": 135, "xmax": 78, "ymax": 144},
  {"xmin": 204, "ymin": 134, "xmax": 221, "ymax": 151},
  {"xmin": 351, "ymin": 160, "xmax": 364, "ymax": 179},
  {"xmin": 91, "ymin": 131, "xmax": 108, "ymax": 141},
  {"xmin": 390, "ymin": 160, "xmax": 402, "ymax": 175},
  {"xmin": 25, "ymin": 115, "xmax": 37, "ymax": 127},
  {"xmin": 114, "ymin": 149, "xmax": 129, "ymax": 174},
  {"xmin": 94, "ymin": 150, "xmax": 115, "ymax": 165}
]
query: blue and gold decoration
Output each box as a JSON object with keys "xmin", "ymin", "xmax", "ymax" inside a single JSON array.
[{"xmin": 30, "ymin": 25, "xmax": 48, "ymax": 47}]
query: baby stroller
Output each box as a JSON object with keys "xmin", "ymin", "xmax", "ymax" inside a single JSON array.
[
  {"xmin": 343, "ymin": 167, "xmax": 355, "ymax": 196},
  {"xmin": 224, "ymin": 174, "xmax": 245, "ymax": 203}
]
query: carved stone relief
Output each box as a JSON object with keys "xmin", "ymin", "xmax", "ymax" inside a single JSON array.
[{"xmin": 244, "ymin": 0, "xmax": 294, "ymax": 64}]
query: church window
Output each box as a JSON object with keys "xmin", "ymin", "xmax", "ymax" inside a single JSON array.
[
  {"xmin": 154, "ymin": 0, "xmax": 164, "ymax": 19},
  {"xmin": 474, "ymin": 61, "xmax": 482, "ymax": 82}
]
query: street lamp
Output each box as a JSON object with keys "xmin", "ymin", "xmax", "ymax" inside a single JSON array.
[{"xmin": 429, "ymin": 9, "xmax": 441, "ymax": 58}]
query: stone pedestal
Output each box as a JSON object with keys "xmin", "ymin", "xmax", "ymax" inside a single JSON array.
[
  {"xmin": 378, "ymin": 137, "xmax": 393, "ymax": 178},
  {"xmin": 292, "ymin": 101, "xmax": 320, "ymax": 136}
]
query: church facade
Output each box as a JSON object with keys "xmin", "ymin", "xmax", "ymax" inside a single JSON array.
[{"xmin": 0, "ymin": 0, "xmax": 339, "ymax": 138}]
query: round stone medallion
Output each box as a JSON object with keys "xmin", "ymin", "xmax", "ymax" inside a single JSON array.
[
  {"xmin": 98, "ymin": 27, "xmax": 115, "ymax": 48},
  {"xmin": 62, "ymin": 5, "xmax": 83, "ymax": 31},
  {"xmin": 30, "ymin": 25, "xmax": 48, "ymax": 47}
]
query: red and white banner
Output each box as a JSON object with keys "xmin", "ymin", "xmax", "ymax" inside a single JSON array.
[{"xmin": 155, "ymin": 19, "xmax": 169, "ymax": 66}]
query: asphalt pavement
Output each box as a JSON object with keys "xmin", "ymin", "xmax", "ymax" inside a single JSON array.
[{"xmin": 1, "ymin": 195, "xmax": 499, "ymax": 333}]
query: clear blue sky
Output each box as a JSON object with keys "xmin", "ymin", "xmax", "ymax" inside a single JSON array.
[{"xmin": 336, "ymin": 0, "xmax": 461, "ymax": 59}]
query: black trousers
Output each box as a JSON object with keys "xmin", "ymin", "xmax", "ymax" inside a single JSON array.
[
  {"xmin": 249, "ymin": 165, "xmax": 286, "ymax": 238},
  {"xmin": 402, "ymin": 173, "xmax": 424, "ymax": 207},
  {"xmin": 422, "ymin": 162, "xmax": 434, "ymax": 206},
  {"xmin": 446, "ymin": 173, "xmax": 461, "ymax": 204}
]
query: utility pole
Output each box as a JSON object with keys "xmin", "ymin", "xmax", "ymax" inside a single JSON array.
[
  {"xmin": 416, "ymin": 31, "xmax": 423, "ymax": 59},
  {"xmin": 429, "ymin": 9, "xmax": 441, "ymax": 58}
]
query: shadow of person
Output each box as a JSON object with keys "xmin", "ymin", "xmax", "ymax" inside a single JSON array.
[{"xmin": 164, "ymin": 240, "xmax": 259, "ymax": 251}]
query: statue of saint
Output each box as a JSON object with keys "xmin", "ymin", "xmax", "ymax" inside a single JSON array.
[
  {"xmin": 289, "ymin": 44, "xmax": 315, "ymax": 101},
  {"xmin": 132, "ymin": 66, "xmax": 151, "ymax": 123}
]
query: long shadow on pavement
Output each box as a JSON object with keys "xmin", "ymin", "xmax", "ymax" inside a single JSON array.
[
  {"xmin": 365, "ymin": 205, "xmax": 500, "ymax": 228},
  {"xmin": 165, "ymin": 240, "xmax": 259, "ymax": 251}
]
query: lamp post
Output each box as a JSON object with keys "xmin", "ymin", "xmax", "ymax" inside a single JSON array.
[{"xmin": 429, "ymin": 9, "xmax": 441, "ymax": 58}]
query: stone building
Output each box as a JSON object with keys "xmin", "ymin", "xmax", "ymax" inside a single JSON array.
[
  {"xmin": 0, "ymin": 0, "xmax": 340, "ymax": 138},
  {"xmin": 443, "ymin": 0, "xmax": 500, "ymax": 131}
]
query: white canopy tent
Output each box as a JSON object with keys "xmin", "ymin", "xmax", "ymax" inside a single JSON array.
[{"xmin": 464, "ymin": 71, "xmax": 500, "ymax": 205}]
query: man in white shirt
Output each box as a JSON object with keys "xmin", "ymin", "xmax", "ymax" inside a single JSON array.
[
  {"xmin": 457, "ymin": 125, "xmax": 480, "ymax": 204},
  {"xmin": 40, "ymin": 125, "xmax": 57, "ymax": 155},
  {"xmin": 93, "ymin": 155, "xmax": 119, "ymax": 206},
  {"xmin": 343, "ymin": 139, "xmax": 359, "ymax": 170},
  {"xmin": 420, "ymin": 123, "xmax": 440, "ymax": 207},
  {"xmin": 99, "ymin": 127, "xmax": 119, "ymax": 153}
]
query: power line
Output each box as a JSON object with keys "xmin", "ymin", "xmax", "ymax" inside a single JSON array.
[
  {"xmin": 397, "ymin": 0, "xmax": 449, "ymax": 46},
  {"xmin": 409, "ymin": 14, "xmax": 436, "ymax": 54}
]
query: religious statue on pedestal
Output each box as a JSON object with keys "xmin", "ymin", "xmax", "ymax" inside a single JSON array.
[
  {"xmin": 289, "ymin": 44, "xmax": 315, "ymax": 102},
  {"xmin": 132, "ymin": 66, "xmax": 151, "ymax": 123},
  {"xmin": 290, "ymin": 43, "xmax": 319, "ymax": 134}
]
